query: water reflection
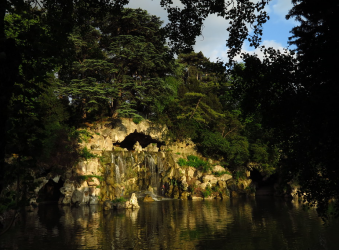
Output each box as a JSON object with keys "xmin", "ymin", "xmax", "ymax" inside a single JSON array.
[{"xmin": 1, "ymin": 198, "xmax": 338, "ymax": 250}]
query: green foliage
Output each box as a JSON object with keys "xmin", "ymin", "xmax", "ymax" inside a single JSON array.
[
  {"xmin": 79, "ymin": 146, "xmax": 98, "ymax": 160},
  {"xmin": 177, "ymin": 158, "xmax": 187, "ymax": 167},
  {"xmin": 177, "ymin": 155, "xmax": 212, "ymax": 172},
  {"xmin": 112, "ymin": 197, "xmax": 127, "ymax": 203},
  {"xmin": 202, "ymin": 186, "xmax": 212, "ymax": 198},
  {"xmin": 77, "ymin": 129, "xmax": 93, "ymax": 143},
  {"xmin": 234, "ymin": 170, "xmax": 247, "ymax": 182},
  {"xmin": 213, "ymin": 171, "xmax": 231, "ymax": 177},
  {"xmin": 132, "ymin": 117, "xmax": 143, "ymax": 124}
]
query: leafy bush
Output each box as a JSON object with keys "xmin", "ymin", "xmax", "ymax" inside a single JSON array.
[
  {"xmin": 112, "ymin": 197, "xmax": 127, "ymax": 202},
  {"xmin": 79, "ymin": 146, "xmax": 97, "ymax": 160},
  {"xmin": 177, "ymin": 155, "xmax": 212, "ymax": 172},
  {"xmin": 132, "ymin": 117, "xmax": 143, "ymax": 124},
  {"xmin": 77, "ymin": 129, "xmax": 93, "ymax": 143},
  {"xmin": 202, "ymin": 186, "xmax": 212, "ymax": 198},
  {"xmin": 178, "ymin": 158, "xmax": 187, "ymax": 166}
]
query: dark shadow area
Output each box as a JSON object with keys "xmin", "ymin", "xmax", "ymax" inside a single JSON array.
[
  {"xmin": 115, "ymin": 132, "xmax": 164, "ymax": 150},
  {"xmin": 37, "ymin": 179, "xmax": 64, "ymax": 202},
  {"xmin": 250, "ymin": 169, "xmax": 278, "ymax": 188}
]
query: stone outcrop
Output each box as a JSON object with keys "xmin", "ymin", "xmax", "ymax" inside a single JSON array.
[
  {"xmin": 104, "ymin": 193, "xmax": 140, "ymax": 210},
  {"xmin": 20, "ymin": 118, "xmax": 260, "ymax": 207}
]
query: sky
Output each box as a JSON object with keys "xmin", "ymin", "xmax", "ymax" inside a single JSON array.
[{"xmin": 126, "ymin": 0, "xmax": 297, "ymax": 62}]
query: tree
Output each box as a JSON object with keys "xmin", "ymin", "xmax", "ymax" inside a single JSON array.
[
  {"xmin": 231, "ymin": 0, "xmax": 339, "ymax": 217},
  {"xmin": 0, "ymin": 0, "xmax": 273, "ymax": 193},
  {"xmin": 0, "ymin": 0, "xmax": 128, "ymax": 195},
  {"xmin": 57, "ymin": 8, "xmax": 175, "ymax": 121}
]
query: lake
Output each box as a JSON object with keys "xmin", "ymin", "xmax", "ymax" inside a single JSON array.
[{"xmin": 1, "ymin": 197, "xmax": 338, "ymax": 250}]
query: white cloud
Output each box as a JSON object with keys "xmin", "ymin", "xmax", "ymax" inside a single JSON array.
[
  {"xmin": 193, "ymin": 14, "xmax": 230, "ymax": 62},
  {"xmin": 267, "ymin": 0, "xmax": 296, "ymax": 24},
  {"xmin": 272, "ymin": 0, "xmax": 293, "ymax": 18},
  {"xmin": 125, "ymin": 0, "xmax": 292, "ymax": 63},
  {"xmin": 126, "ymin": 0, "xmax": 184, "ymax": 26}
]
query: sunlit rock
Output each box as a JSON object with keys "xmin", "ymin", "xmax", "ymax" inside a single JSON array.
[
  {"xmin": 217, "ymin": 180, "xmax": 227, "ymax": 189},
  {"xmin": 181, "ymin": 180, "xmax": 188, "ymax": 191},
  {"xmin": 143, "ymin": 195, "xmax": 155, "ymax": 202},
  {"xmin": 133, "ymin": 141, "xmax": 143, "ymax": 153},
  {"xmin": 87, "ymin": 177, "xmax": 100, "ymax": 186},
  {"xmin": 213, "ymin": 165, "xmax": 226, "ymax": 172},
  {"xmin": 129, "ymin": 193, "xmax": 140, "ymax": 208},
  {"xmin": 187, "ymin": 167, "xmax": 195, "ymax": 179},
  {"xmin": 52, "ymin": 175, "xmax": 61, "ymax": 183},
  {"xmin": 218, "ymin": 174, "xmax": 232, "ymax": 182},
  {"xmin": 202, "ymin": 175, "xmax": 218, "ymax": 184}
]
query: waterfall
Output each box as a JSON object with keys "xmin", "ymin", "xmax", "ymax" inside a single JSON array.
[
  {"xmin": 130, "ymin": 152, "xmax": 135, "ymax": 168},
  {"xmin": 111, "ymin": 152, "xmax": 122, "ymax": 183},
  {"xmin": 115, "ymin": 163, "xmax": 121, "ymax": 183},
  {"xmin": 157, "ymin": 154, "xmax": 164, "ymax": 174},
  {"xmin": 117, "ymin": 154, "xmax": 125, "ymax": 176},
  {"xmin": 146, "ymin": 154, "xmax": 159, "ymax": 194}
]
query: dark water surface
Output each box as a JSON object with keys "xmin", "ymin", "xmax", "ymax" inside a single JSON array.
[{"xmin": 1, "ymin": 197, "xmax": 338, "ymax": 250}]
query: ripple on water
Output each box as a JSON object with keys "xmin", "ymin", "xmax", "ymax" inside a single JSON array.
[{"xmin": 1, "ymin": 199, "xmax": 339, "ymax": 250}]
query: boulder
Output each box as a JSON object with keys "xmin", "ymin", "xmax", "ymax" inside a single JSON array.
[
  {"xmin": 60, "ymin": 180, "xmax": 75, "ymax": 205},
  {"xmin": 198, "ymin": 182, "xmax": 208, "ymax": 190},
  {"xmin": 195, "ymin": 180, "xmax": 201, "ymax": 186},
  {"xmin": 218, "ymin": 174, "xmax": 232, "ymax": 182},
  {"xmin": 143, "ymin": 195, "xmax": 155, "ymax": 202},
  {"xmin": 213, "ymin": 165, "xmax": 226, "ymax": 172},
  {"xmin": 187, "ymin": 167, "xmax": 195, "ymax": 179},
  {"xmin": 181, "ymin": 180, "xmax": 188, "ymax": 191},
  {"xmin": 202, "ymin": 175, "xmax": 218, "ymax": 184},
  {"xmin": 89, "ymin": 196, "xmax": 99, "ymax": 205},
  {"xmin": 129, "ymin": 193, "xmax": 140, "ymax": 208},
  {"xmin": 87, "ymin": 177, "xmax": 100, "ymax": 186},
  {"xmin": 72, "ymin": 190, "xmax": 85, "ymax": 204},
  {"xmin": 217, "ymin": 180, "xmax": 227, "ymax": 188},
  {"xmin": 133, "ymin": 141, "xmax": 143, "ymax": 153},
  {"xmin": 180, "ymin": 191, "xmax": 189, "ymax": 200}
]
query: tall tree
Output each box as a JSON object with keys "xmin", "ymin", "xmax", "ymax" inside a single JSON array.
[
  {"xmin": 232, "ymin": 0, "xmax": 339, "ymax": 216},
  {"xmin": 0, "ymin": 0, "xmax": 272, "ymax": 195}
]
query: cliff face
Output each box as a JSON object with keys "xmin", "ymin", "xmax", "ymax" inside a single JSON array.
[
  {"xmin": 53, "ymin": 118, "xmax": 257, "ymax": 205},
  {"xmin": 20, "ymin": 118, "xmax": 257, "ymax": 208}
]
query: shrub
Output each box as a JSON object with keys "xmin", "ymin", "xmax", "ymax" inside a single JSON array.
[
  {"xmin": 177, "ymin": 155, "xmax": 212, "ymax": 172},
  {"xmin": 113, "ymin": 197, "xmax": 127, "ymax": 202},
  {"xmin": 202, "ymin": 186, "xmax": 212, "ymax": 198},
  {"xmin": 80, "ymin": 146, "xmax": 97, "ymax": 160},
  {"xmin": 132, "ymin": 117, "xmax": 143, "ymax": 124},
  {"xmin": 178, "ymin": 158, "xmax": 187, "ymax": 166},
  {"xmin": 213, "ymin": 170, "xmax": 231, "ymax": 177}
]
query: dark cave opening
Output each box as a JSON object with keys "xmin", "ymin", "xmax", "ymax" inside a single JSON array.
[
  {"xmin": 38, "ymin": 179, "xmax": 64, "ymax": 203},
  {"xmin": 250, "ymin": 169, "xmax": 278, "ymax": 188},
  {"xmin": 114, "ymin": 132, "xmax": 165, "ymax": 151}
]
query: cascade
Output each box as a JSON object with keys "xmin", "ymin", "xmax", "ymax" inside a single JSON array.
[
  {"xmin": 111, "ymin": 152, "xmax": 120, "ymax": 183},
  {"xmin": 130, "ymin": 152, "xmax": 135, "ymax": 168},
  {"xmin": 117, "ymin": 154, "xmax": 125, "ymax": 177},
  {"xmin": 146, "ymin": 154, "xmax": 160, "ymax": 194},
  {"xmin": 115, "ymin": 163, "xmax": 121, "ymax": 183},
  {"xmin": 157, "ymin": 154, "xmax": 164, "ymax": 174}
]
